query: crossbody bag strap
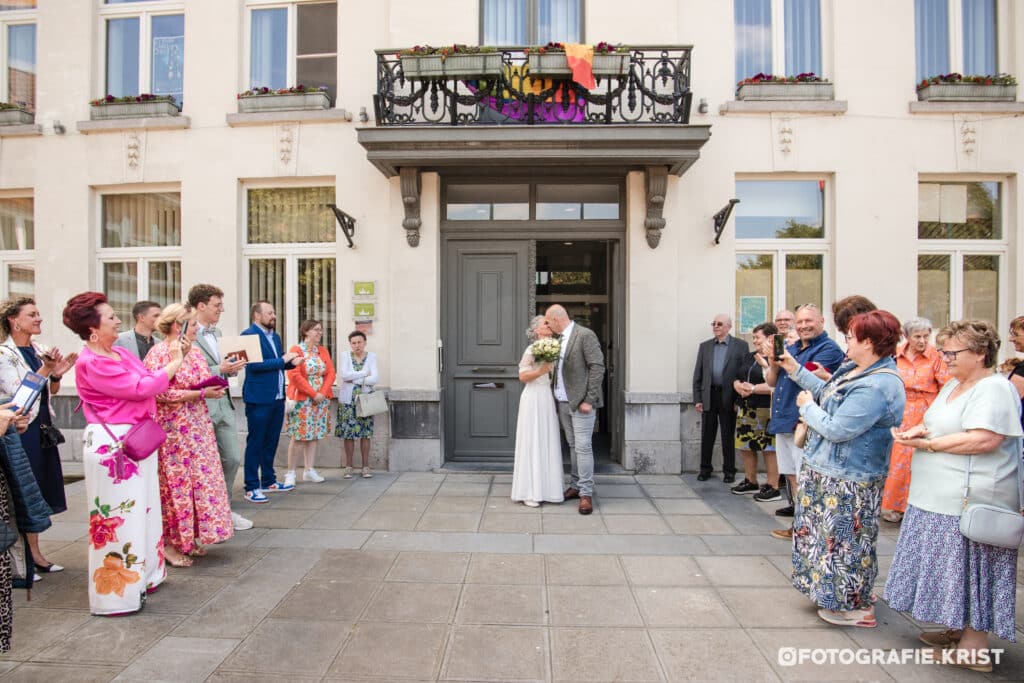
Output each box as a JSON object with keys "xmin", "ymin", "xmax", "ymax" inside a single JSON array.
[
  {"xmin": 75, "ymin": 400, "xmax": 120, "ymax": 445},
  {"xmin": 960, "ymin": 445, "xmax": 1024, "ymax": 514}
]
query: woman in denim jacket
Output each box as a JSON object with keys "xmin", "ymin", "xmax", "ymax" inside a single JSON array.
[{"xmin": 774, "ymin": 310, "xmax": 905, "ymax": 629}]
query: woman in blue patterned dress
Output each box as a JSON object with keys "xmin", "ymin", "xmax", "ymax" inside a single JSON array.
[
  {"xmin": 284, "ymin": 320, "xmax": 335, "ymax": 487},
  {"xmin": 772, "ymin": 310, "xmax": 906, "ymax": 629},
  {"xmin": 335, "ymin": 330, "xmax": 378, "ymax": 478},
  {"xmin": 887, "ymin": 320, "xmax": 1021, "ymax": 673}
]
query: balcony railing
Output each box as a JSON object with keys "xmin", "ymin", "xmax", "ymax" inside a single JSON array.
[{"xmin": 373, "ymin": 46, "xmax": 693, "ymax": 126}]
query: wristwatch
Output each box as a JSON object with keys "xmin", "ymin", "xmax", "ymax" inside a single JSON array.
[{"xmin": 48, "ymin": 374, "xmax": 61, "ymax": 383}]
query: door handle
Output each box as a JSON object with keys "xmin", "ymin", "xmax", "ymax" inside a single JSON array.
[{"xmin": 471, "ymin": 367, "xmax": 507, "ymax": 373}]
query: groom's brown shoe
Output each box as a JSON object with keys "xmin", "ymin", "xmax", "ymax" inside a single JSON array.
[
  {"xmin": 579, "ymin": 496, "xmax": 593, "ymax": 515},
  {"xmin": 563, "ymin": 487, "xmax": 580, "ymax": 500}
]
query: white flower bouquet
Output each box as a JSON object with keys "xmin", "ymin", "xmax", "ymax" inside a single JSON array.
[{"xmin": 531, "ymin": 337, "xmax": 561, "ymax": 363}]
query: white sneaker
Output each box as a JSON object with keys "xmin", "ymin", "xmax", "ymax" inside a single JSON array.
[
  {"xmin": 303, "ymin": 468, "xmax": 325, "ymax": 483},
  {"xmin": 231, "ymin": 512, "xmax": 254, "ymax": 530},
  {"xmin": 343, "ymin": 466, "xmax": 353, "ymax": 479},
  {"xmin": 284, "ymin": 470, "xmax": 296, "ymax": 487}
]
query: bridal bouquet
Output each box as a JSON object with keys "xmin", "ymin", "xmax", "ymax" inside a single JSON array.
[{"xmin": 531, "ymin": 337, "xmax": 561, "ymax": 363}]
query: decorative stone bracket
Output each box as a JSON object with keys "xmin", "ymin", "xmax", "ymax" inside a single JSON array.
[
  {"xmin": 644, "ymin": 166, "xmax": 668, "ymax": 248},
  {"xmin": 400, "ymin": 167, "xmax": 422, "ymax": 247}
]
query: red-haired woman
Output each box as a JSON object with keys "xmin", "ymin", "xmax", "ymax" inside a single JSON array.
[
  {"xmin": 64, "ymin": 292, "xmax": 184, "ymax": 615},
  {"xmin": 775, "ymin": 310, "xmax": 906, "ymax": 629}
]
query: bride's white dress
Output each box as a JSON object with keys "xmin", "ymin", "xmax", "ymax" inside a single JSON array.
[{"xmin": 511, "ymin": 347, "xmax": 565, "ymax": 503}]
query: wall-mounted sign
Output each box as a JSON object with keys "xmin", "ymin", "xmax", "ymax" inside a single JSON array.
[
  {"xmin": 739, "ymin": 296, "xmax": 767, "ymax": 334},
  {"xmin": 353, "ymin": 281, "xmax": 375, "ymax": 298},
  {"xmin": 354, "ymin": 302, "xmax": 376, "ymax": 319}
]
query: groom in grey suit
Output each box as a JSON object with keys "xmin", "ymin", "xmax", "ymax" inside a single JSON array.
[
  {"xmin": 188, "ymin": 284, "xmax": 252, "ymax": 531},
  {"xmin": 545, "ymin": 305, "xmax": 605, "ymax": 515}
]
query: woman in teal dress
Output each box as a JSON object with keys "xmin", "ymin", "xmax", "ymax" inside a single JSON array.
[{"xmin": 335, "ymin": 330, "xmax": 378, "ymax": 478}]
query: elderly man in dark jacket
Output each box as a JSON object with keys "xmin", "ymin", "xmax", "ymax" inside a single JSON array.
[
  {"xmin": 693, "ymin": 314, "xmax": 750, "ymax": 483},
  {"xmin": 544, "ymin": 305, "xmax": 605, "ymax": 515}
]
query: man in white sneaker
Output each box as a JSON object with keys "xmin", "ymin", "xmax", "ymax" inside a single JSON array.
[{"xmin": 188, "ymin": 284, "xmax": 254, "ymax": 530}]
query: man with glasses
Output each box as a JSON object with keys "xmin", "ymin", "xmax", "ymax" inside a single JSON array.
[
  {"xmin": 763, "ymin": 304, "xmax": 845, "ymax": 539},
  {"xmin": 774, "ymin": 309, "xmax": 798, "ymax": 345},
  {"xmin": 189, "ymin": 284, "xmax": 253, "ymax": 530},
  {"xmin": 693, "ymin": 314, "xmax": 749, "ymax": 482}
]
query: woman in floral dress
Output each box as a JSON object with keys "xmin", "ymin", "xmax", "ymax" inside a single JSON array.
[
  {"xmin": 336, "ymin": 330, "xmax": 379, "ymax": 478},
  {"xmin": 880, "ymin": 317, "xmax": 948, "ymax": 523},
  {"xmin": 65, "ymin": 292, "xmax": 184, "ymax": 615},
  {"xmin": 284, "ymin": 319, "xmax": 335, "ymax": 486},
  {"xmin": 145, "ymin": 303, "xmax": 233, "ymax": 568},
  {"xmin": 772, "ymin": 310, "xmax": 906, "ymax": 628}
]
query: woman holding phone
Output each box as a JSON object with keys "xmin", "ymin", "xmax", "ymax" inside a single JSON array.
[
  {"xmin": 0, "ymin": 296, "xmax": 76, "ymax": 574},
  {"xmin": 145, "ymin": 303, "xmax": 233, "ymax": 568}
]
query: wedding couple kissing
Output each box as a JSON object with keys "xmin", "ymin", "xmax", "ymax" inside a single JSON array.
[{"xmin": 511, "ymin": 305, "xmax": 605, "ymax": 514}]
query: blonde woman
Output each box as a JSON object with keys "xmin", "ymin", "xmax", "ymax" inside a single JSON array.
[{"xmin": 144, "ymin": 303, "xmax": 233, "ymax": 567}]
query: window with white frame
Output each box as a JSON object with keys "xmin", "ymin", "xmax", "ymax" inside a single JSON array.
[
  {"xmin": 100, "ymin": 0, "xmax": 184, "ymax": 105},
  {"xmin": 734, "ymin": 0, "xmax": 825, "ymax": 84},
  {"xmin": 245, "ymin": 186, "xmax": 337, "ymax": 358},
  {"xmin": 482, "ymin": 0, "xmax": 581, "ymax": 45},
  {"xmin": 917, "ymin": 180, "xmax": 1005, "ymax": 330},
  {"xmin": 99, "ymin": 191, "xmax": 182, "ymax": 324},
  {"xmin": 247, "ymin": 1, "xmax": 337, "ymax": 101},
  {"xmin": 0, "ymin": 1, "xmax": 35, "ymax": 112},
  {"xmin": 0, "ymin": 196, "xmax": 34, "ymax": 299},
  {"xmin": 915, "ymin": 0, "xmax": 999, "ymax": 82},
  {"xmin": 734, "ymin": 178, "xmax": 829, "ymax": 336}
]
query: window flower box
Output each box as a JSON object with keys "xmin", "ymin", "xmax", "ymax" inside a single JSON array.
[
  {"xmin": 526, "ymin": 47, "xmax": 630, "ymax": 78},
  {"xmin": 90, "ymin": 95, "xmax": 180, "ymax": 120},
  {"xmin": 400, "ymin": 52, "xmax": 503, "ymax": 79},
  {"xmin": 0, "ymin": 107, "xmax": 33, "ymax": 125},
  {"xmin": 736, "ymin": 82, "xmax": 834, "ymax": 100},
  {"xmin": 916, "ymin": 83, "xmax": 1016, "ymax": 102},
  {"xmin": 237, "ymin": 89, "xmax": 331, "ymax": 113}
]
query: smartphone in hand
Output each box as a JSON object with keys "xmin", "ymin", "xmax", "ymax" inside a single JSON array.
[
  {"xmin": 773, "ymin": 334, "xmax": 786, "ymax": 360},
  {"xmin": 11, "ymin": 371, "xmax": 45, "ymax": 413},
  {"xmin": 180, "ymin": 319, "xmax": 190, "ymax": 337}
]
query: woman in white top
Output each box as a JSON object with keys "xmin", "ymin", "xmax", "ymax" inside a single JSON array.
[
  {"xmin": 510, "ymin": 316, "xmax": 564, "ymax": 507},
  {"xmin": 335, "ymin": 330, "xmax": 379, "ymax": 478},
  {"xmin": 887, "ymin": 320, "xmax": 1022, "ymax": 673}
]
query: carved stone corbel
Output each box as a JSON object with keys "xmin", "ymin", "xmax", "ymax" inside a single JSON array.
[
  {"xmin": 644, "ymin": 166, "xmax": 668, "ymax": 248},
  {"xmin": 399, "ymin": 167, "xmax": 422, "ymax": 247}
]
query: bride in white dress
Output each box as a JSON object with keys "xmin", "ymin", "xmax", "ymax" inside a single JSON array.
[{"xmin": 511, "ymin": 316, "xmax": 565, "ymax": 507}]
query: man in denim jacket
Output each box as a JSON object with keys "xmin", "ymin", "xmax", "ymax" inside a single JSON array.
[{"xmin": 764, "ymin": 304, "xmax": 845, "ymax": 537}]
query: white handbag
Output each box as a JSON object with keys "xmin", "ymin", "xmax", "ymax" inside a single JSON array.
[
  {"xmin": 355, "ymin": 389, "xmax": 387, "ymax": 418},
  {"xmin": 958, "ymin": 454, "xmax": 1024, "ymax": 549}
]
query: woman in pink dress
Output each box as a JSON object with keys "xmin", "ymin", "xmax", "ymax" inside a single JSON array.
[
  {"xmin": 144, "ymin": 303, "xmax": 233, "ymax": 567},
  {"xmin": 880, "ymin": 317, "xmax": 948, "ymax": 523},
  {"xmin": 64, "ymin": 292, "xmax": 184, "ymax": 615}
]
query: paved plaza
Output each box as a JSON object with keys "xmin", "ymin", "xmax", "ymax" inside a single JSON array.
[{"xmin": 1, "ymin": 471, "xmax": 1022, "ymax": 682}]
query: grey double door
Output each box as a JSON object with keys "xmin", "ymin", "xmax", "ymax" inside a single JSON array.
[{"xmin": 443, "ymin": 240, "xmax": 531, "ymax": 462}]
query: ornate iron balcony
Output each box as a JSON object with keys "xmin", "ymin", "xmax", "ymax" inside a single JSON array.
[{"xmin": 373, "ymin": 46, "xmax": 693, "ymax": 126}]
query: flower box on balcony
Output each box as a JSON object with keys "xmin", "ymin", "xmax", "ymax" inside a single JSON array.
[
  {"xmin": 400, "ymin": 52, "xmax": 503, "ymax": 80},
  {"xmin": 0, "ymin": 108, "xmax": 33, "ymax": 125},
  {"xmin": 237, "ymin": 90, "xmax": 331, "ymax": 113},
  {"xmin": 527, "ymin": 52, "xmax": 629, "ymax": 78},
  {"xmin": 90, "ymin": 97, "xmax": 180, "ymax": 120},
  {"xmin": 916, "ymin": 83, "xmax": 1016, "ymax": 102},
  {"xmin": 736, "ymin": 82, "xmax": 834, "ymax": 100}
]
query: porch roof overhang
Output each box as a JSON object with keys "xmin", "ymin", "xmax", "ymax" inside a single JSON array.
[{"xmin": 355, "ymin": 124, "xmax": 712, "ymax": 178}]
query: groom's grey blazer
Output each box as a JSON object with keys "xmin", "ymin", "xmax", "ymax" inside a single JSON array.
[{"xmin": 555, "ymin": 323, "xmax": 605, "ymax": 410}]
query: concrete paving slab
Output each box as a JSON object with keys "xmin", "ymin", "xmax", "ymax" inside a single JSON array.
[
  {"xmin": 550, "ymin": 628, "xmax": 663, "ymax": 682},
  {"xmin": 328, "ymin": 621, "xmax": 448, "ymax": 679},
  {"xmin": 634, "ymin": 586, "xmax": 740, "ymax": 627},
  {"xmin": 364, "ymin": 531, "xmax": 533, "ymax": 554},
  {"xmin": 665, "ymin": 515, "xmax": 738, "ymax": 535},
  {"xmin": 415, "ymin": 512, "xmax": 482, "ymax": 532},
  {"xmin": 652, "ymin": 498, "xmax": 715, "ymax": 515},
  {"xmin": 3, "ymin": 663, "xmax": 122, "ymax": 682},
  {"xmin": 32, "ymin": 613, "xmax": 182, "ymax": 665},
  {"xmin": 540, "ymin": 512, "xmax": 607, "ymax": 534},
  {"xmin": 306, "ymin": 549, "xmax": 398, "ymax": 581},
  {"xmin": 250, "ymin": 529, "xmax": 371, "ymax": 548},
  {"xmin": 427, "ymin": 496, "xmax": 487, "ymax": 514},
  {"xmin": 695, "ymin": 556, "xmax": 793, "ymax": 586},
  {"xmin": 479, "ymin": 512, "xmax": 542, "ymax": 533},
  {"xmin": 603, "ymin": 514, "xmax": 673, "ymax": 535},
  {"xmin": 650, "ymin": 628, "xmax": 781, "ymax": 682},
  {"xmin": 545, "ymin": 554, "xmax": 626, "ymax": 586},
  {"xmin": 547, "ymin": 585, "xmax": 643, "ymax": 626},
  {"xmin": 720, "ymin": 588, "xmax": 824, "ymax": 628},
  {"xmin": 620, "ymin": 556, "xmax": 710, "ymax": 586},
  {"xmin": 361, "ymin": 582, "xmax": 461, "ymax": 623},
  {"xmin": 456, "ymin": 584, "xmax": 546, "ymax": 625},
  {"xmin": 465, "ymin": 554, "xmax": 545, "ymax": 585},
  {"xmin": 533, "ymin": 534, "xmax": 710, "ymax": 556},
  {"xmin": 441, "ymin": 625, "xmax": 548, "ymax": 682},
  {"xmin": 219, "ymin": 618, "xmax": 349, "ymax": 676},
  {"xmin": 385, "ymin": 552, "xmax": 470, "ymax": 583},
  {"xmin": 111, "ymin": 636, "xmax": 239, "ymax": 682},
  {"xmin": 270, "ymin": 579, "xmax": 378, "ymax": 620}
]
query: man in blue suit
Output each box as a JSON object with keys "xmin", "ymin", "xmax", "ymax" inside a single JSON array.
[{"xmin": 241, "ymin": 300, "xmax": 299, "ymax": 503}]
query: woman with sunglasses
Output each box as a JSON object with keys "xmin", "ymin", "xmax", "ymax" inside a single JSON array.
[
  {"xmin": 144, "ymin": 303, "xmax": 233, "ymax": 568},
  {"xmin": 887, "ymin": 320, "xmax": 1022, "ymax": 673}
]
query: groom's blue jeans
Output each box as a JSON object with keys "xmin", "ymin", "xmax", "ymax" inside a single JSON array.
[{"xmin": 557, "ymin": 401, "xmax": 596, "ymax": 496}]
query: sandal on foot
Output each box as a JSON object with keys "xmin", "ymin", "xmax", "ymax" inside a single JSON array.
[
  {"xmin": 165, "ymin": 553, "xmax": 193, "ymax": 568},
  {"xmin": 881, "ymin": 510, "xmax": 904, "ymax": 523},
  {"xmin": 816, "ymin": 608, "xmax": 877, "ymax": 628},
  {"xmin": 189, "ymin": 546, "xmax": 207, "ymax": 557}
]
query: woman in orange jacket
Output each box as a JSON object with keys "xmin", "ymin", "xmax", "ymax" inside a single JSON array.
[{"xmin": 283, "ymin": 320, "xmax": 336, "ymax": 486}]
